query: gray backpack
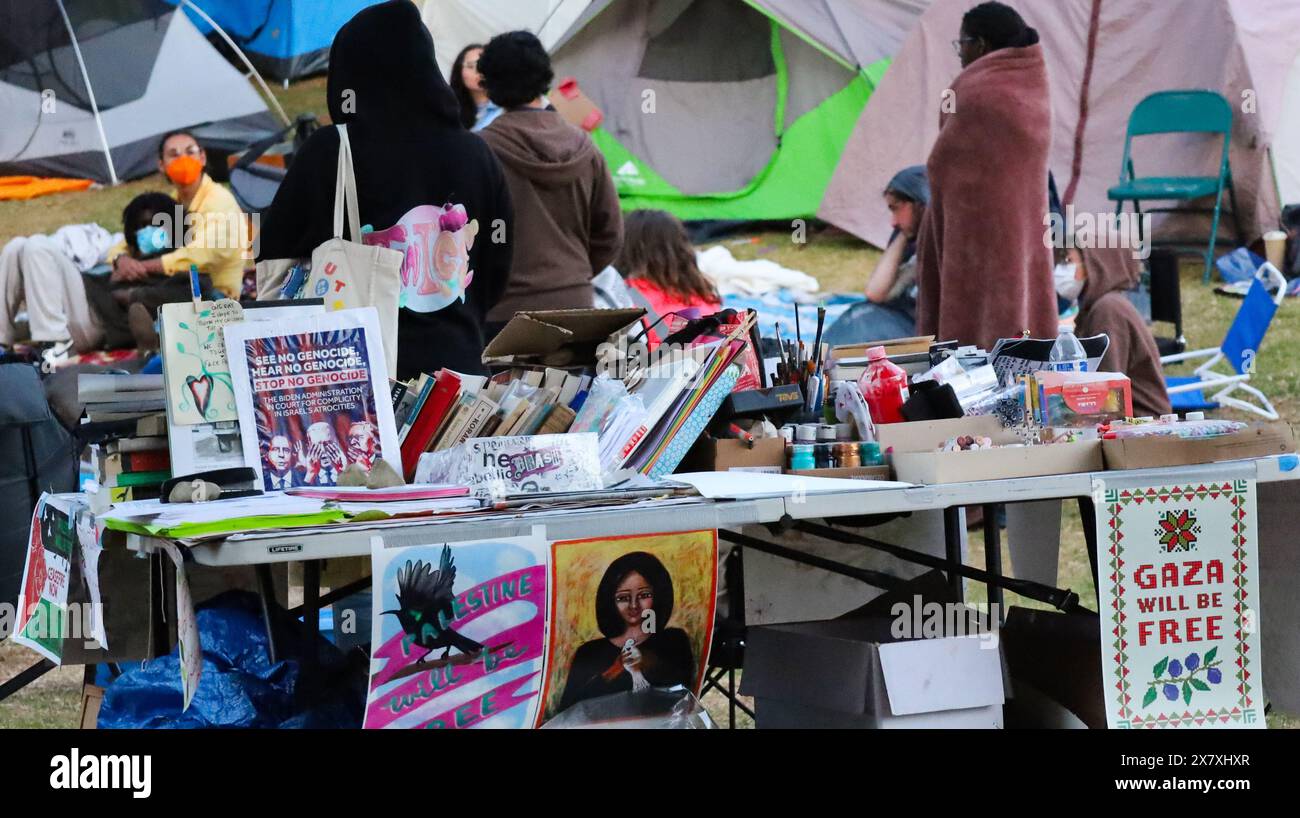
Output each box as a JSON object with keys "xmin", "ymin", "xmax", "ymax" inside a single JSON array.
[{"xmin": 0, "ymin": 364, "xmax": 77, "ymax": 621}]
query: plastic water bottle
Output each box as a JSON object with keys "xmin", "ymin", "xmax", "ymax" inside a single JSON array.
[{"xmin": 1049, "ymin": 326, "xmax": 1088, "ymax": 373}]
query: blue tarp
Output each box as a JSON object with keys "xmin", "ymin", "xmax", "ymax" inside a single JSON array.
[
  {"xmin": 720, "ymin": 291, "xmax": 857, "ymax": 342},
  {"xmin": 168, "ymin": 0, "xmax": 385, "ymax": 80},
  {"xmin": 98, "ymin": 591, "xmax": 366, "ymax": 729}
]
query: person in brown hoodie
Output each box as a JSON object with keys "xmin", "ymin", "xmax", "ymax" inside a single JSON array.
[
  {"xmin": 478, "ymin": 31, "xmax": 623, "ymax": 333},
  {"xmin": 1070, "ymin": 246, "xmax": 1172, "ymax": 417}
]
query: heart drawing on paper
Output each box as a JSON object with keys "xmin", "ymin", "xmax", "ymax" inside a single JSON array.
[{"xmin": 186, "ymin": 374, "xmax": 214, "ymax": 417}]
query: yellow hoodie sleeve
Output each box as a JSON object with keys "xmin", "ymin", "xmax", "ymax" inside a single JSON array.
[
  {"xmin": 104, "ymin": 237, "xmax": 129, "ymax": 264},
  {"xmin": 160, "ymin": 180, "xmax": 251, "ymax": 298}
]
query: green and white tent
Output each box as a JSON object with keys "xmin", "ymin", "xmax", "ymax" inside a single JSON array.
[{"xmin": 547, "ymin": 0, "xmax": 926, "ymax": 222}]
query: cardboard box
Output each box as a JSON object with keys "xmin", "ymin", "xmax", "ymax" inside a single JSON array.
[
  {"xmin": 878, "ymin": 415, "xmax": 1103, "ymax": 484},
  {"xmin": 482, "ymin": 308, "xmax": 644, "ymax": 367},
  {"xmin": 1035, "ymin": 371, "xmax": 1132, "ymax": 427},
  {"xmin": 831, "ymin": 335, "xmax": 936, "ymax": 359},
  {"xmin": 787, "ymin": 466, "xmax": 892, "ymax": 480},
  {"xmin": 741, "ymin": 616, "xmax": 1005, "ymax": 728},
  {"xmin": 1102, "ymin": 421, "xmax": 1296, "ymax": 470},
  {"xmin": 679, "ymin": 437, "xmax": 786, "ymax": 473},
  {"xmin": 551, "ymin": 77, "xmax": 604, "ymax": 132}
]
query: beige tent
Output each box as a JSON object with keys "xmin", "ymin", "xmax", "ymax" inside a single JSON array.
[
  {"xmin": 821, "ymin": 0, "xmax": 1300, "ymax": 249},
  {"xmin": 424, "ymin": 0, "xmax": 593, "ymax": 78}
]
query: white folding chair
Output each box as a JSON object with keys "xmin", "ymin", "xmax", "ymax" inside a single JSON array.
[{"xmin": 1161, "ymin": 263, "xmax": 1286, "ymax": 420}]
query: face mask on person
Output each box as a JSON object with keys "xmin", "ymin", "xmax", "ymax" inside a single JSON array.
[
  {"xmin": 135, "ymin": 225, "xmax": 169, "ymax": 256},
  {"xmin": 1054, "ymin": 263, "xmax": 1083, "ymax": 301},
  {"xmin": 164, "ymin": 154, "xmax": 203, "ymax": 186}
]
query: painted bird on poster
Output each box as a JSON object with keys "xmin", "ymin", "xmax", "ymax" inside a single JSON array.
[{"xmin": 384, "ymin": 546, "xmax": 485, "ymax": 664}]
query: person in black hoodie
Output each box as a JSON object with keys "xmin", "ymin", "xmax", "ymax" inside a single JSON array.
[{"xmin": 256, "ymin": 0, "xmax": 513, "ymax": 380}]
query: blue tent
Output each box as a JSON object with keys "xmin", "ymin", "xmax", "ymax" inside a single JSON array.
[{"xmin": 168, "ymin": 0, "xmax": 384, "ymax": 81}]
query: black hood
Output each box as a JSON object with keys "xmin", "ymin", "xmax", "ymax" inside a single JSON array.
[{"xmin": 326, "ymin": 0, "xmax": 461, "ymax": 131}]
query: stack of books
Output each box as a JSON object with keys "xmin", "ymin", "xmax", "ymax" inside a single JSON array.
[
  {"xmin": 78, "ymin": 373, "xmax": 172, "ymax": 510},
  {"xmin": 395, "ymin": 367, "xmax": 592, "ymax": 480},
  {"xmin": 87, "ymin": 414, "xmax": 172, "ymax": 510},
  {"xmin": 587, "ymin": 341, "xmax": 748, "ymax": 475},
  {"xmin": 393, "ymin": 310, "xmax": 756, "ymax": 481},
  {"xmin": 78, "ymin": 373, "xmax": 165, "ymax": 423}
]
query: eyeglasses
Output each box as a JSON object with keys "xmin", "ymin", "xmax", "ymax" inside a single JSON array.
[
  {"xmin": 163, "ymin": 144, "xmax": 202, "ymax": 160},
  {"xmin": 952, "ymin": 37, "xmax": 976, "ymax": 56}
]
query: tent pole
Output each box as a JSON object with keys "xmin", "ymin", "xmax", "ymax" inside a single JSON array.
[
  {"xmin": 54, "ymin": 0, "xmax": 118, "ymax": 185},
  {"xmin": 179, "ymin": 0, "xmax": 292, "ymax": 127}
]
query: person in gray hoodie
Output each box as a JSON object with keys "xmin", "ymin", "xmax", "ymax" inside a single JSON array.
[{"xmin": 478, "ymin": 31, "xmax": 623, "ymax": 334}]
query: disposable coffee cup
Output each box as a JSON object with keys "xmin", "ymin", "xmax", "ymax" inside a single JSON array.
[{"xmin": 1264, "ymin": 230, "xmax": 1287, "ymax": 272}]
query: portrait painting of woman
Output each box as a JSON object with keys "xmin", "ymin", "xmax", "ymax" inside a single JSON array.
[
  {"xmin": 537, "ymin": 530, "xmax": 718, "ymax": 725},
  {"xmin": 557, "ymin": 551, "xmax": 695, "ymax": 712}
]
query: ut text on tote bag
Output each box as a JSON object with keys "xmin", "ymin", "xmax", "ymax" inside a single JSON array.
[{"xmin": 304, "ymin": 125, "xmax": 402, "ymax": 377}]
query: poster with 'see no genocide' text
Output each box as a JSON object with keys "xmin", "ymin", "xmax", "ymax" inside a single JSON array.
[{"xmin": 224, "ymin": 307, "xmax": 399, "ymax": 491}]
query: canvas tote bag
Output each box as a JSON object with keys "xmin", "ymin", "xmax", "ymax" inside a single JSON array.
[{"xmin": 256, "ymin": 125, "xmax": 403, "ymax": 377}]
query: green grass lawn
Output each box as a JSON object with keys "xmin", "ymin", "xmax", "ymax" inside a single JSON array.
[{"xmin": 1, "ymin": 79, "xmax": 1294, "ymax": 729}]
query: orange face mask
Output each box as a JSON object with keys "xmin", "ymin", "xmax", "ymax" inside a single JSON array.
[{"xmin": 164, "ymin": 154, "xmax": 203, "ymax": 186}]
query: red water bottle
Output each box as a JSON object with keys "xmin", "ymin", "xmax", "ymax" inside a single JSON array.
[{"xmin": 858, "ymin": 346, "xmax": 910, "ymax": 424}]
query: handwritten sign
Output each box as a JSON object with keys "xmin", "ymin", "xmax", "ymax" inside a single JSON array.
[
  {"xmin": 1095, "ymin": 479, "xmax": 1264, "ymax": 729},
  {"xmin": 161, "ymin": 300, "xmax": 244, "ymax": 424},
  {"xmin": 365, "ymin": 534, "xmax": 549, "ymax": 729}
]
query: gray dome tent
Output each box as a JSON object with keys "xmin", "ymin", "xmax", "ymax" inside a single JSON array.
[{"xmin": 0, "ymin": 0, "xmax": 282, "ymax": 184}]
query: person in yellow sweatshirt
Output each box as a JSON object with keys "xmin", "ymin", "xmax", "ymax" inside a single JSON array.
[{"xmin": 109, "ymin": 130, "xmax": 250, "ymax": 305}]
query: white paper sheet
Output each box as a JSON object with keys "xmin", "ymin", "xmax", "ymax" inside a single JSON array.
[
  {"xmin": 335, "ymin": 498, "xmax": 482, "ymax": 515},
  {"xmin": 155, "ymin": 541, "xmax": 202, "ymax": 711},
  {"xmin": 673, "ymin": 471, "xmax": 911, "ymax": 499},
  {"xmin": 104, "ymin": 493, "xmax": 328, "ymax": 526}
]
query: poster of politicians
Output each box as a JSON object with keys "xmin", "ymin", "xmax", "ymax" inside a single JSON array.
[
  {"xmin": 364, "ymin": 534, "xmax": 550, "ymax": 729},
  {"xmin": 225, "ymin": 307, "xmax": 399, "ymax": 490},
  {"xmin": 1094, "ymin": 479, "xmax": 1264, "ymax": 729}
]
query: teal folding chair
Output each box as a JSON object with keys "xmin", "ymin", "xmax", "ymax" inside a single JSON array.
[{"xmin": 1107, "ymin": 90, "xmax": 1244, "ymax": 283}]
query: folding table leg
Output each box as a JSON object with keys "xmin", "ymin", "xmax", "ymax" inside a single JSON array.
[
  {"xmin": 982, "ymin": 503, "xmax": 1004, "ymax": 622},
  {"xmin": 728, "ymin": 668, "xmax": 737, "ymax": 729},
  {"xmin": 0, "ymin": 660, "xmax": 55, "ymax": 702},
  {"xmin": 255, "ymin": 564, "xmax": 280, "ymax": 665},
  {"xmin": 299, "ymin": 560, "xmax": 321, "ymax": 697},
  {"xmin": 152, "ymin": 552, "xmax": 172, "ymax": 658},
  {"xmin": 943, "ymin": 507, "xmax": 963, "ymax": 602},
  {"xmin": 1078, "ymin": 496, "xmax": 1100, "ymax": 593}
]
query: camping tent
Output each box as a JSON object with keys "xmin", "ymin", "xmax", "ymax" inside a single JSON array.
[
  {"xmin": 432, "ymin": 0, "xmax": 927, "ymax": 223},
  {"xmin": 425, "ymin": 0, "xmax": 593, "ymax": 78},
  {"xmin": 1277, "ymin": 48, "xmax": 1300, "ymax": 207},
  {"xmin": 820, "ymin": 0, "xmax": 1300, "ymax": 249},
  {"xmin": 0, "ymin": 0, "xmax": 279, "ymax": 184},
  {"xmin": 549, "ymin": 0, "xmax": 926, "ymax": 222},
  {"xmin": 171, "ymin": 0, "xmax": 384, "ymax": 81}
]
